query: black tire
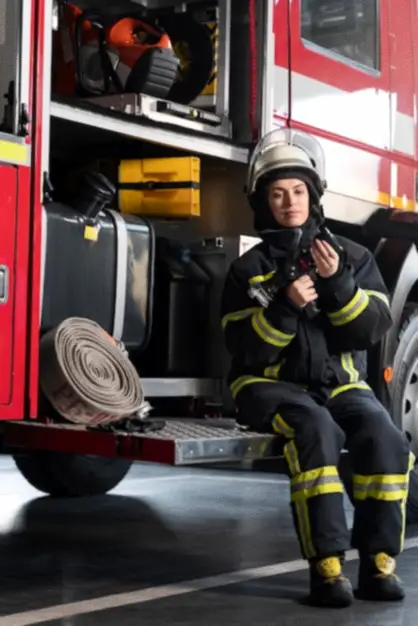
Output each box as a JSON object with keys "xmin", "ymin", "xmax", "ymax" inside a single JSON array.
[
  {"xmin": 13, "ymin": 451, "xmax": 132, "ymax": 497},
  {"xmin": 158, "ymin": 13, "xmax": 215, "ymax": 104},
  {"xmin": 338, "ymin": 307, "xmax": 418, "ymax": 523},
  {"xmin": 406, "ymin": 468, "xmax": 418, "ymax": 524},
  {"xmin": 390, "ymin": 306, "xmax": 418, "ymax": 523}
]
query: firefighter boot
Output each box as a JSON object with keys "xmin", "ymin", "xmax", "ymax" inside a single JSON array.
[
  {"xmin": 356, "ymin": 553, "xmax": 405, "ymax": 601},
  {"xmin": 308, "ymin": 556, "xmax": 354, "ymax": 608}
]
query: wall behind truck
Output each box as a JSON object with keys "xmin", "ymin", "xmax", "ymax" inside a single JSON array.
[{"xmin": 192, "ymin": 158, "xmax": 253, "ymax": 236}]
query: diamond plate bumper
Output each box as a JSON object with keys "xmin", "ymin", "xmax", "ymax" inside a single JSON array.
[
  {"xmin": 2, "ymin": 419, "xmax": 277, "ymax": 466},
  {"xmin": 141, "ymin": 419, "xmax": 276, "ymax": 465}
]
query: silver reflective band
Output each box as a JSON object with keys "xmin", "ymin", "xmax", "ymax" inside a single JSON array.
[{"xmin": 106, "ymin": 209, "xmax": 128, "ymax": 341}]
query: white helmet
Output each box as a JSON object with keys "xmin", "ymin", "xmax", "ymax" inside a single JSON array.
[{"xmin": 247, "ymin": 128, "xmax": 327, "ymax": 197}]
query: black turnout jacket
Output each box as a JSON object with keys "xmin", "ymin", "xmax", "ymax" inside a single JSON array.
[{"xmin": 221, "ymin": 234, "xmax": 392, "ymax": 401}]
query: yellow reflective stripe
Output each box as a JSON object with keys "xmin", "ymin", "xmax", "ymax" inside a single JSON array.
[
  {"xmin": 272, "ymin": 412, "xmax": 294, "ymax": 438},
  {"xmin": 364, "ymin": 290, "xmax": 390, "ymax": 308},
  {"xmin": 229, "ymin": 375, "xmax": 277, "ymax": 399},
  {"xmin": 264, "ymin": 359, "xmax": 285, "ymax": 379},
  {"xmin": 284, "ymin": 441, "xmax": 316, "ymax": 559},
  {"xmin": 353, "ymin": 473, "xmax": 410, "ymax": 502},
  {"xmin": 0, "ymin": 138, "xmax": 30, "ymax": 166},
  {"xmin": 332, "ymin": 354, "xmax": 370, "ymax": 398},
  {"xmin": 292, "ymin": 482, "xmax": 344, "ymax": 502},
  {"xmin": 330, "ymin": 381, "xmax": 371, "ymax": 399},
  {"xmin": 284, "ymin": 440, "xmax": 300, "ymax": 475},
  {"xmin": 341, "ymin": 352, "xmax": 360, "ymax": 383},
  {"xmin": 291, "ymin": 466, "xmax": 344, "ymax": 501},
  {"xmin": 354, "ymin": 474, "xmax": 409, "ymax": 485},
  {"xmin": 353, "ymin": 489, "xmax": 408, "ymax": 502},
  {"xmin": 401, "ymin": 452, "xmax": 416, "ymax": 551},
  {"xmin": 327, "ymin": 288, "xmax": 370, "ymax": 327},
  {"xmin": 294, "ymin": 498, "xmax": 315, "ymax": 559},
  {"xmin": 221, "ymin": 307, "xmax": 260, "ymax": 329},
  {"xmin": 248, "ymin": 270, "xmax": 276, "ymax": 285},
  {"xmin": 327, "ymin": 288, "xmax": 363, "ymax": 320},
  {"xmin": 251, "ymin": 309, "xmax": 295, "ymax": 348},
  {"xmin": 292, "ymin": 466, "xmax": 340, "ymax": 485}
]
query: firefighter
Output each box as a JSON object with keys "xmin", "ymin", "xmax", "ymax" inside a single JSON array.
[{"xmin": 220, "ymin": 129, "xmax": 414, "ymax": 608}]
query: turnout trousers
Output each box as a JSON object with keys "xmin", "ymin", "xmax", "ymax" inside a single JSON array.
[{"xmin": 235, "ymin": 382, "xmax": 414, "ymax": 560}]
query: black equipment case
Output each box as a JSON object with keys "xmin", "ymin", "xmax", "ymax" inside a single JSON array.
[
  {"xmin": 139, "ymin": 235, "xmax": 257, "ymax": 379},
  {"xmin": 40, "ymin": 202, "xmax": 155, "ymax": 353}
]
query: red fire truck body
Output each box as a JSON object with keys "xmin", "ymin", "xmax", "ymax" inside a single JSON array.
[
  {"xmin": 1, "ymin": 0, "xmax": 418, "ymax": 508},
  {"xmin": 275, "ymin": 0, "xmax": 418, "ymax": 218}
]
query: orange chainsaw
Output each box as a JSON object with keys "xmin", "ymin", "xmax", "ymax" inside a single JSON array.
[{"xmin": 53, "ymin": 1, "xmax": 179, "ymax": 100}]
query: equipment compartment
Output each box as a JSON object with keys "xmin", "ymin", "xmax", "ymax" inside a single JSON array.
[
  {"xmin": 50, "ymin": 0, "xmax": 268, "ymax": 150},
  {"xmin": 138, "ymin": 236, "xmax": 212, "ymax": 377},
  {"xmin": 139, "ymin": 235, "xmax": 255, "ymax": 380}
]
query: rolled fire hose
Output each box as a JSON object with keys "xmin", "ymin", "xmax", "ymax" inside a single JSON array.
[{"xmin": 39, "ymin": 317, "xmax": 145, "ymax": 426}]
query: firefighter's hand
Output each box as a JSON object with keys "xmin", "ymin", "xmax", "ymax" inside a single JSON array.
[
  {"xmin": 286, "ymin": 275, "xmax": 318, "ymax": 309},
  {"xmin": 311, "ymin": 240, "xmax": 340, "ymax": 278}
]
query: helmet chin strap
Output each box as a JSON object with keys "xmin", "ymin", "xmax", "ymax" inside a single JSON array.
[
  {"xmin": 258, "ymin": 202, "xmax": 325, "ymax": 235},
  {"xmin": 311, "ymin": 203, "xmax": 326, "ymax": 226}
]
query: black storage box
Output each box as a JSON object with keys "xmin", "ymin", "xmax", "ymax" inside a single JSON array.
[
  {"xmin": 40, "ymin": 202, "xmax": 154, "ymax": 353},
  {"xmin": 140, "ymin": 236, "xmax": 255, "ymax": 379},
  {"xmin": 139, "ymin": 237, "xmax": 211, "ymax": 377}
]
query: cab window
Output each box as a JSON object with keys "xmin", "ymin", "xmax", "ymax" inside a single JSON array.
[
  {"xmin": 301, "ymin": 0, "xmax": 380, "ymax": 71},
  {"xmin": 0, "ymin": 0, "xmax": 23, "ymax": 135}
]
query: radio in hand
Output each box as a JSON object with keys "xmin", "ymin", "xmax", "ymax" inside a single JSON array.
[{"xmin": 248, "ymin": 226, "xmax": 344, "ymax": 319}]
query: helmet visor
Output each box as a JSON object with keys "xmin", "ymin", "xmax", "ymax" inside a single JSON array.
[{"xmin": 248, "ymin": 127, "xmax": 326, "ymax": 191}]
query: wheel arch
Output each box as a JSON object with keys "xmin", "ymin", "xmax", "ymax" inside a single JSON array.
[
  {"xmin": 374, "ymin": 238, "xmax": 418, "ymax": 355},
  {"xmin": 362, "ymin": 209, "xmax": 418, "ymax": 404},
  {"xmin": 327, "ymin": 209, "xmax": 418, "ymax": 405},
  {"xmin": 327, "ymin": 210, "xmax": 418, "ymax": 523}
]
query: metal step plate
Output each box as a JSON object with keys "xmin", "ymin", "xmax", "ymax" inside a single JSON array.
[
  {"xmin": 2, "ymin": 418, "xmax": 277, "ymax": 466},
  {"xmin": 136, "ymin": 418, "xmax": 276, "ymax": 465}
]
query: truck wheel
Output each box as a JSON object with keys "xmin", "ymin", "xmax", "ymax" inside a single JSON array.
[
  {"xmin": 390, "ymin": 306, "xmax": 418, "ymax": 523},
  {"xmin": 13, "ymin": 451, "xmax": 132, "ymax": 497}
]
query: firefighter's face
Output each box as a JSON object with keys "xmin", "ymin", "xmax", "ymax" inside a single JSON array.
[{"xmin": 267, "ymin": 178, "xmax": 310, "ymax": 227}]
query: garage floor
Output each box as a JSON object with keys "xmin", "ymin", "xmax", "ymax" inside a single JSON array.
[{"xmin": 0, "ymin": 457, "xmax": 417, "ymax": 625}]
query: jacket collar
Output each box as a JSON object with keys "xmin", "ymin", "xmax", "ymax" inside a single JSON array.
[{"xmin": 259, "ymin": 216, "xmax": 321, "ymax": 260}]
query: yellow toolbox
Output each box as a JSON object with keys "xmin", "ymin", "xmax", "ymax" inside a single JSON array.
[{"xmin": 118, "ymin": 156, "xmax": 200, "ymax": 219}]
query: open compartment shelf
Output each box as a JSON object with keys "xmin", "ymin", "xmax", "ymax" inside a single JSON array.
[
  {"xmin": 49, "ymin": 0, "xmax": 266, "ymax": 160},
  {"xmin": 50, "ymin": 97, "xmax": 249, "ymax": 163},
  {"xmin": 43, "ymin": 0, "xmax": 266, "ymax": 414}
]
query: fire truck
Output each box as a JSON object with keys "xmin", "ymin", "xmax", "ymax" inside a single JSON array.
[{"xmin": 1, "ymin": 0, "xmax": 418, "ymax": 520}]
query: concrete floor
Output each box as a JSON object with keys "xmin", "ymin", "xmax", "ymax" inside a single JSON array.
[{"xmin": 0, "ymin": 458, "xmax": 417, "ymax": 625}]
